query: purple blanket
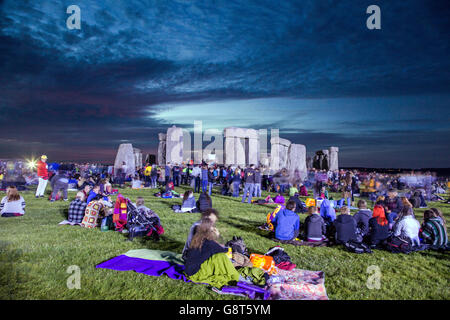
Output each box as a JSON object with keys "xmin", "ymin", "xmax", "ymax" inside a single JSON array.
[{"xmin": 96, "ymin": 255, "xmax": 190, "ymax": 282}]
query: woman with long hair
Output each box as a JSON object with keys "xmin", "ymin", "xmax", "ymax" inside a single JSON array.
[
  {"xmin": 368, "ymin": 205, "xmax": 390, "ymax": 246},
  {"xmin": 184, "ymin": 218, "xmax": 239, "ymax": 288},
  {"xmin": 420, "ymin": 208, "xmax": 448, "ymax": 249},
  {"xmin": 392, "ymin": 206, "xmax": 421, "ymax": 246},
  {"xmin": 1, "ymin": 186, "xmax": 26, "ymax": 217},
  {"xmin": 181, "ymin": 190, "xmax": 197, "ymax": 212},
  {"xmin": 196, "ymin": 192, "xmax": 212, "ymax": 212}
]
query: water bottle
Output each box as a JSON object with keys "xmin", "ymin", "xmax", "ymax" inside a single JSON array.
[{"xmin": 101, "ymin": 217, "xmax": 109, "ymax": 232}]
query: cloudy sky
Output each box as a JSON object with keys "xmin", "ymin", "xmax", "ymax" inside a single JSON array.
[{"xmin": 0, "ymin": 0, "xmax": 449, "ymax": 168}]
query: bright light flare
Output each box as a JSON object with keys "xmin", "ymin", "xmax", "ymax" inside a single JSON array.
[{"xmin": 26, "ymin": 158, "xmax": 37, "ymax": 170}]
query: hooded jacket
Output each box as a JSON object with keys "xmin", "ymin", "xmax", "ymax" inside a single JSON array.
[
  {"xmin": 334, "ymin": 214, "xmax": 357, "ymax": 244},
  {"xmin": 320, "ymin": 199, "xmax": 336, "ymax": 223},
  {"xmin": 304, "ymin": 213, "xmax": 326, "ymax": 240},
  {"xmin": 353, "ymin": 209, "xmax": 372, "ymax": 235},
  {"xmin": 272, "ymin": 208, "xmax": 300, "ymax": 241}
]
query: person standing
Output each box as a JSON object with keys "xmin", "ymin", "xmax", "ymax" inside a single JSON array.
[
  {"xmin": 253, "ymin": 167, "xmax": 262, "ymax": 198},
  {"xmin": 35, "ymin": 155, "xmax": 49, "ymax": 198},
  {"xmin": 192, "ymin": 164, "xmax": 202, "ymax": 193},
  {"xmin": 241, "ymin": 164, "xmax": 255, "ymax": 204}
]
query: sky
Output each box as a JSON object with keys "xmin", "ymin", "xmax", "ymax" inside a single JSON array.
[{"xmin": 0, "ymin": 0, "xmax": 449, "ymax": 168}]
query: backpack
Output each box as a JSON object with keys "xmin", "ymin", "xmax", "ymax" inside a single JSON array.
[
  {"xmin": 225, "ymin": 236, "xmax": 249, "ymax": 256},
  {"xmin": 344, "ymin": 240, "xmax": 372, "ymax": 254},
  {"xmin": 384, "ymin": 236, "xmax": 413, "ymax": 254},
  {"xmin": 410, "ymin": 196, "xmax": 421, "ymax": 208}
]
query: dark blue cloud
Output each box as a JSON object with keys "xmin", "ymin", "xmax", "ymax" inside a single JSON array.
[{"xmin": 0, "ymin": 0, "xmax": 449, "ymax": 167}]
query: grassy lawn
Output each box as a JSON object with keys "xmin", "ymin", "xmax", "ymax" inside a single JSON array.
[{"xmin": 1, "ymin": 185, "xmax": 449, "ymax": 300}]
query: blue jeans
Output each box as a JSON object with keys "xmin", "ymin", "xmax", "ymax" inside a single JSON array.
[
  {"xmin": 208, "ymin": 182, "xmax": 214, "ymax": 195},
  {"xmin": 151, "ymin": 176, "xmax": 157, "ymax": 188},
  {"xmin": 242, "ymin": 183, "xmax": 254, "ymax": 203},
  {"xmin": 253, "ymin": 183, "xmax": 261, "ymax": 197},
  {"xmin": 202, "ymin": 180, "xmax": 208, "ymax": 193},
  {"xmin": 194, "ymin": 176, "xmax": 201, "ymax": 193},
  {"xmin": 232, "ymin": 181, "xmax": 240, "ymax": 197}
]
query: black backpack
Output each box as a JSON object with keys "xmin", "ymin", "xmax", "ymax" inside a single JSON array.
[
  {"xmin": 226, "ymin": 236, "xmax": 249, "ymax": 256},
  {"xmin": 384, "ymin": 236, "xmax": 413, "ymax": 254},
  {"xmin": 344, "ymin": 240, "xmax": 373, "ymax": 254}
]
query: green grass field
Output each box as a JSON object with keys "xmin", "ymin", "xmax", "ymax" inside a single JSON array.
[{"xmin": 1, "ymin": 185, "xmax": 449, "ymax": 300}]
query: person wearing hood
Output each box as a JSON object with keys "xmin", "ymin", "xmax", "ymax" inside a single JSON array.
[
  {"xmin": 334, "ymin": 206, "xmax": 358, "ymax": 244},
  {"xmin": 353, "ymin": 200, "xmax": 372, "ymax": 237},
  {"xmin": 320, "ymin": 198, "xmax": 336, "ymax": 225},
  {"xmin": 272, "ymin": 200, "xmax": 300, "ymax": 241},
  {"xmin": 304, "ymin": 206, "xmax": 327, "ymax": 242}
]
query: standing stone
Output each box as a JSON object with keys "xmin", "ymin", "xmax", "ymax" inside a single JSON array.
[
  {"xmin": 224, "ymin": 127, "xmax": 259, "ymax": 166},
  {"xmin": 157, "ymin": 133, "xmax": 166, "ymax": 165},
  {"xmin": 166, "ymin": 125, "xmax": 184, "ymax": 165},
  {"xmin": 329, "ymin": 146, "xmax": 339, "ymax": 171},
  {"xmin": 270, "ymin": 137, "xmax": 291, "ymax": 173},
  {"xmin": 287, "ymin": 144, "xmax": 307, "ymax": 180},
  {"xmin": 114, "ymin": 143, "xmax": 136, "ymax": 177},
  {"xmin": 133, "ymin": 148, "xmax": 143, "ymax": 169}
]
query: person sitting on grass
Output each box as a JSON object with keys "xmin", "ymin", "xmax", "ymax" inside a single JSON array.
[
  {"xmin": 131, "ymin": 175, "xmax": 142, "ymax": 189},
  {"xmin": 67, "ymin": 191, "xmax": 87, "ymax": 224},
  {"xmin": 86, "ymin": 184, "xmax": 102, "ymax": 204},
  {"xmin": 289, "ymin": 184, "xmax": 299, "ymax": 197},
  {"xmin": 392, "ymin": 206, "xmax": 421, "ymax": 247},
  {"xmin": 333, "ymin": 206, "xmax": 358, "ymax": 244},
  {"xmin": 420, "ymin": 209, "xmax": 448, "ymax": 250},
  {"xmin": 273, "ymin": 193, "xmax": 285, "ymax": 205},
  {"xmin": 182, "ymin": 208, "xmax": 219, "ymax": 261},
  {"xmin": 180, "ymin": 190, "xmax": 197, "ymax": 213},
  {"xmin": 272, "ymin": 200, "xmax": 300, "ymax": 241},
  {"xmin": 289, "ymin": 192, "xmax": 307, "ymax": 213},
  {"xmin": 303, "ymin": 206, "xmax": 327, "ymax": 242},
  {"xmin": 353, "ymin": 200, "xmax": 372, "ymax": 238},
  {"xmin": 184, "ymin": 218, "xmax": 240, "ymax": 288},
  {"xmin": 0, "ymin": 186, "xmax": 25, "ymax": 217},
  {"xmin": 368, "ymin": 205, "xmax": 390, "ymax": 247},
  {"xmin": 196, "ymin": 192, "xmax": 212, "ymax": 213}
]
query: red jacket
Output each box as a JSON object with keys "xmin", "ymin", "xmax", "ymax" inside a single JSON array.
[{"xmin": 37, "ymin": 160, "xmax": 48, "ymax": 179}]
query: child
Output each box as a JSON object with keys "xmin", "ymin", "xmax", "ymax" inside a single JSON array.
[
  {"xmin": 420, "ymin": 209, "xmax": 448, "ymax": 249},
  {"xmin": 368, "ymin": 205, "xmax": 390, "ymax": 246},
  {"xmin": 0, "ymin": 186, "xmax": 25, "ymax": 217},
  {"xmin": 333, "ymin": 206, "xmax": 358, "ymax": 244},
  {"xmin": 304, "ymin": 206, "xmax": 326, "ymax": 242},
  {"xmin": 272, "ymin": 200, "xmax": 300, "ymax": 241},
  {"xmin": 353, "ymin": 200, "xmax": 372, "ymax": 237}
]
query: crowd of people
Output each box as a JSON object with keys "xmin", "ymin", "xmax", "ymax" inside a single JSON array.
[{"xmin": 1, "ymin": 155, "xmax": 448, "ymax": 287}]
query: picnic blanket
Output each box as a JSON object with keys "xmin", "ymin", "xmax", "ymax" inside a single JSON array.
[
  {"xmin": 96, "ymin": 249, "xmax": 189, "ymax": 282},
  {"xmin": 96, "ymin": 249, "xmax": 329, "ymax": 300},
  {"xmin": 267, "ymin": 268, "xmax": 328, "ymax": 300}
]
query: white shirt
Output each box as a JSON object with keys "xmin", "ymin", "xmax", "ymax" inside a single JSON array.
[
  {"xmin": 393, "ymin": 215, "xmax": 420, "ymax": 244},
  {"xmin": 0, "ymin": 196, "xmax": 25, "ymax": 215}
]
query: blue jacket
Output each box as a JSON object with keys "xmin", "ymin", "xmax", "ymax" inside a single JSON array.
[
  {"xmin": 182, "ymin": 196, "xmax": 196, "ymax": 209},
  {"xmin": 320, "ymin": 199, "xmax": 336, "ymax": 223},
  {"xmin": 273, "ymin": 208, "xmax": 300, "ymax": 241}
]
